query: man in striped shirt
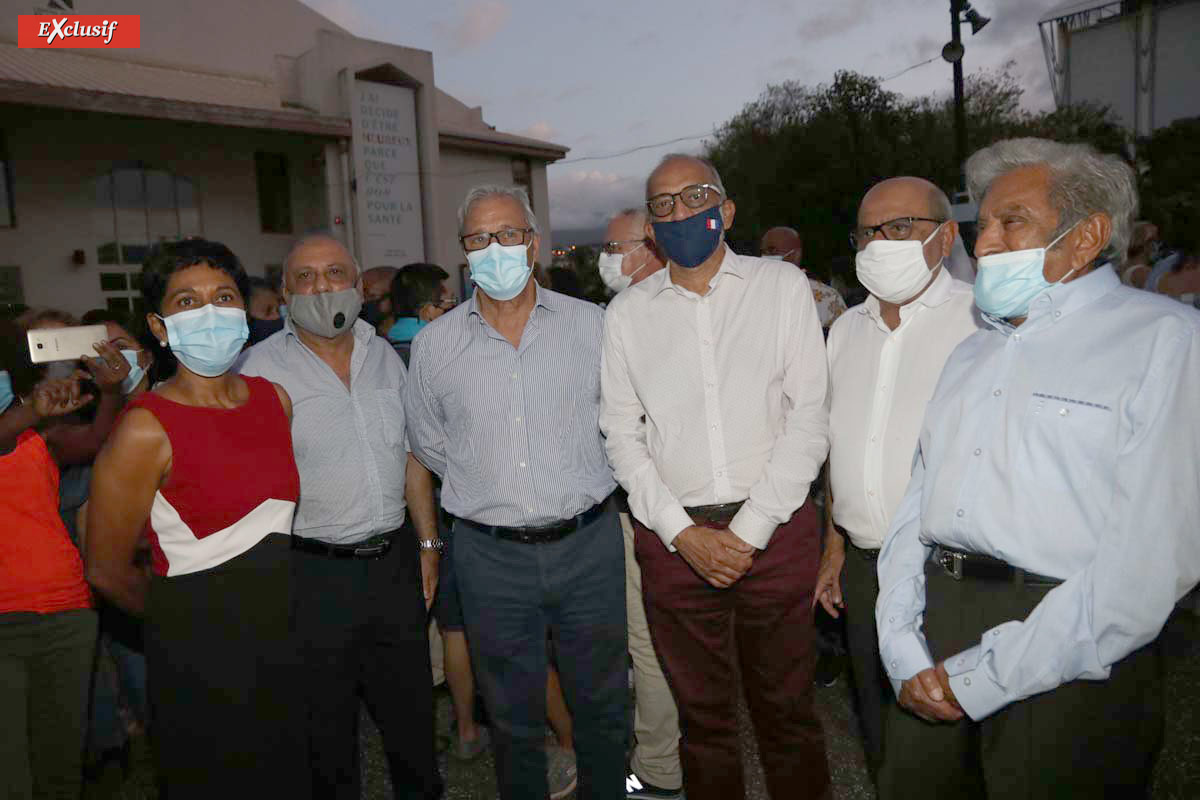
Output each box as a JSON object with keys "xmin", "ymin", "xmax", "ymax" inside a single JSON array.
[{"xmin": 404, "ymin": 185, "xmax": 627, "ymax": 800}]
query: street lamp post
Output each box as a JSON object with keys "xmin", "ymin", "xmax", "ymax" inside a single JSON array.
[{"xmin": 942, "ymin": 1, "xmax": 990, "ymax": 194}]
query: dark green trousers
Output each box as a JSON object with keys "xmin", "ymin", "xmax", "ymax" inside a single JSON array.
[{"xmin": 878, "ymin": 558, "xmax": 1164, "ymax": 800}]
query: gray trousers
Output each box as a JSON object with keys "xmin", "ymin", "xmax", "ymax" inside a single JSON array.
[
  {"xmin": 0, "ymin": 609, "xmax": 98, "ymax": 800},
  {"xmin": 878, "ymin": 558, "xmax": 1164, "ymax": 800}
]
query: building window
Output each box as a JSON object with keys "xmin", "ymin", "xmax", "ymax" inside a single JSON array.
[
  {"xmin": 512, "ymin": 158, "xmax": 533, "ymax": 211},
  {"xmin": 93, "ymin": 163, "xmax": 200, "ymax": 306},
  {"xmin": 0, "ymin": 135, "xmax": 13, "ymax": 228},
  {"xmin": 255, "ymin": 152, "xmax": 293, "ymax": 234}
]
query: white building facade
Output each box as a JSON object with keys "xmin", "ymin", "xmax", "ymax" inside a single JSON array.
[{"xmin": 0, "ymin": 0, "xmax": 566, "ymax": 314}]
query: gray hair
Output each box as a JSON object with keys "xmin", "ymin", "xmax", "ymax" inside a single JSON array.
[
  {"xmin": 457, "ymin": 185, "xmax": 539, "ymax": 237},
  {"xmin": 965, "ymin": 138, "xmax": 1138, "ymax": 264},
  {"xmin": 646, "ymin": 153, "xmax": 726, "ymax": 197},
  {"xmin": 282, "ymin": 231, "xmax": 360, "ymax": 284}
]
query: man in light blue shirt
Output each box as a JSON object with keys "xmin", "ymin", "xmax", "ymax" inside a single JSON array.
[{"xmin": 875, "ymin": 138, "xmax": 1200, "ymax": 798}]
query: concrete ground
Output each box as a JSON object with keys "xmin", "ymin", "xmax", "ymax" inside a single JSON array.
[{"xmin": 86, "ymin": 609, "xmax": 1199, "ymax": 800}]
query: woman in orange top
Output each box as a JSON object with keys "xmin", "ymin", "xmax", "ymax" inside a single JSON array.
[{"xmin": 0, "ymin": 318, "xmax": 131, "ymax": 798}]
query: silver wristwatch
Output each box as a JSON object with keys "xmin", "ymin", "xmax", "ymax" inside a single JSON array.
[{"xmin": 417, "ymin": 538, "xmax": 445, "ymax": 553}]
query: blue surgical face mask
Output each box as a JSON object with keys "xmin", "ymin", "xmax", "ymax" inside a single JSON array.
[
  {"xmin": 467, "ymin": 242, "xmax": 532, "ymax": 301},
  {"xmin": 278, "ymin": 303, "xmax": 288, "ymax": 320},
  {"xmin": 157, "ymin": 305, "xmax": 249, "ymax": 377},
  {"xmin": 0, "ymin": 370, "xmax": 12, "ymax": 414},
  {"xmin": 973, "ymin": 224, "xmax": 1077, "ymax": 319},
  {"xmin": 119, "ymin": 349, "xmax": 146, "ymax": 395},
  {"xmin": 651, "ymin": 204, "xmax": 724, "ymax": 269}
]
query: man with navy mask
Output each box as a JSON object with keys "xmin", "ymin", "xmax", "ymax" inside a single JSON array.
[
  {"xmin": 601, "ymin": 154, "xmax": 831, "ymax": 800},
  {"xmin": 405, "ymin": 185, "xmax": 627, "ymax": 800},
  {"xmin": 875, "ymin": 138, "xmax": 1200, "ymax": 798},
  {"xmin": 241, "ymin": 233, "xmax": 443, "ymax": 800}
]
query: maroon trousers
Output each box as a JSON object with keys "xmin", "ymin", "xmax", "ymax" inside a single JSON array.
[{"xmin": 633, "ymin": 504, "xmax": 831, "ymax": 800}]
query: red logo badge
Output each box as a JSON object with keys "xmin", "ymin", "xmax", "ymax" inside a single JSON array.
[{"xmin": 18, "ymin": 15, "xmax": 140, "ymax": 48}]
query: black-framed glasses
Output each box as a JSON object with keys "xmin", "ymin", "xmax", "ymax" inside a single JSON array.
[
  {"xmin": 601, "ymin": 239, "xmax": 646, "ymax": 255},
  {"xmin": 460, "ymin": 227, "xmax": 534, "ymax": 252},
  {"xmin": 850, "ymin": 217, "xmax": 946, "ymax": 250},
  {"xmin": 646, "ymin": 183, "xmax": 722, "ymax": 218}
]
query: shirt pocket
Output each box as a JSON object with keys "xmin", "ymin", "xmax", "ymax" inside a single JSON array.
[
  {"xmin": 1018, "ymin": 393, "xmax": 1113, "ymax": 498},
  {"xmin": 374, "ymin": 388, "xmax": 407, "ymax": 451}
]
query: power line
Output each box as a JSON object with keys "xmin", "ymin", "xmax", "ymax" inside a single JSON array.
[
  {"xmin": 881, "ymin": 54, "xmax": 940, "ymax": 82},
  {"xmin": 556, "ymin": 133, "xmax": 712, "ymax": 165}
]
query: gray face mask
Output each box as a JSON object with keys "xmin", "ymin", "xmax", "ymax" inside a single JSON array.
[{"xmin": 287, "ymin": 287, "xmax": 363, "ymax": 339}]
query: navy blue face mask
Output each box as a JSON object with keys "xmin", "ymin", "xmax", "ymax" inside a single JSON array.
[
  {"xmin": 652, "ymin": 204, "xmax": 724, "ymax": 269},
  {"xmin": 247, "ymin": 316, "xmax": 285, "ymax": 346}
]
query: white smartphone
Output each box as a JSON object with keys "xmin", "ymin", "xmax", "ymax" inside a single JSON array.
[{"xmin": 27, "ymin": 324, "xmax": 109, "ymax": 364}]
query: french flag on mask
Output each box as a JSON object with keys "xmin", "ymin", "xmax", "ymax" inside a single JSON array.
[{"xmin": 706, "ymin": 218, "xmax": 719, "ymax": 231}]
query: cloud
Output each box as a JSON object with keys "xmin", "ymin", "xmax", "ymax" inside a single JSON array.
[
  {"xmin": 518, "ymin": 120, "xmax": 557, "ymax": 141},
  {"xmin": 799, "ymin": 0, "xmax": 872, "ymax": 41},
  {"xmin": 433, "ymin": 0, "xmax": 511, "ymax": 51},
  {"xmin": 548, "ymin": 169, "xmax": 645, "ymax": 230}
]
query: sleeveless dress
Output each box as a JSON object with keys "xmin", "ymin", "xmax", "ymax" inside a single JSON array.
[{"xmin": 127, "ymin": 376, "xmax": 309, "ymax": 798}]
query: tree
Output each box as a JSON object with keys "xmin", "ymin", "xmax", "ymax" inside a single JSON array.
[
  {"xmin": 1138, "ymin": 117, "xmax": 1200, "ymax": 253},
  {"xmin": 705, "ymin": 64, "xmax": 1127, "ymax": 282}
]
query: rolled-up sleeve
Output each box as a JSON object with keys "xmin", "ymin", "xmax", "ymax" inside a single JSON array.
[
  {"xmin": 402, "ymin": 332, "xmax": 448, "ymax": 478},
  {"xmin": 600, "ymin": 303, "xmax": 692, "ymax": 550}
]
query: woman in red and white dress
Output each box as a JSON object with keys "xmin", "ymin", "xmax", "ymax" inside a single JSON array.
[{"xmin": 86, "ymin": 240, "xmax": 308, "ymax": 798}]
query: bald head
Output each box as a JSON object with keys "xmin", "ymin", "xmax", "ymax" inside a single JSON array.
[
  {"xmin": 760, "ymin": 226, "xmax": 804, "ymax": 267},
  {"xmin": 282, "ymin": 233, "xmax": 359, "ymax": 297},
  {"xmin": 645, "ymin": 154, "xmax": 725, "ymax": 199},
  {"xmin": 858, "ymin": 177, "xmax": 951, "ymax": 227}
]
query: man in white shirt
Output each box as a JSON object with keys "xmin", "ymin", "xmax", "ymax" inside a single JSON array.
[
  {"xmin": 759, "ymin": 226, "xmax": 847, "ymax": 330},
  {"xmin": 601, "ymin": 154, "xmax": 831, "ymax": 800},
  {"xmin": 875, "ymin": 138, "xmax": 1200, "ymax": 797},
  {"xmin": 598, "ymin": 209, "xmax": 681, "ymax": 800},
  {"xmin": 815, "ymin": 176, "xmax": 982, "ymax": 776}
]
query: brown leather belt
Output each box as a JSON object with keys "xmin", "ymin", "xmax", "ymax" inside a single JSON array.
[
  {"xmin": 933, "ymin": 545, "xmax": 1063, "ymax": 587},
  {"xmin": 683, "ymin": 501, "xmax": 745, "ymax": 526}
]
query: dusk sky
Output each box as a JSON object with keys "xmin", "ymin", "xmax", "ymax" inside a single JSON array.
[{"xmin": 305, "ymin": 0, "xmax": 1060, "ymax": 235}]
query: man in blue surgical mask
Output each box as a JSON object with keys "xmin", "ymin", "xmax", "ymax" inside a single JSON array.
[
  {"xmin": 602, "ymin": 154, "xmax": 832, "ymax": 800},
  {"xmin": 405, "ymin": 185, "xmax": 627, "ymax": 800},
  {"xmin": 240, "ymin": 233, "xmax": 443, "ymax": 800},
  {"xmin": 875, "ymin": 139, "xmax": 1200, "ymax": 798}
]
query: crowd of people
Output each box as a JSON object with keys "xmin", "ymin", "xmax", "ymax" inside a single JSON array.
[{"xmin": 1, "ymin": 134, "xmax": 1198, "ymax": 800}]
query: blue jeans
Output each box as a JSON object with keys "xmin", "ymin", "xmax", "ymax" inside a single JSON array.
[{"xmin": 454, "ymin": 504, "xmax": 628, "ymax": 800}]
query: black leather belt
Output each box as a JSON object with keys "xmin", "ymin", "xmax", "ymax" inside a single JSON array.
[
  {"xmin": 683, "ymin": 501, "xmax": 745, "ymax": 526},
  {"xmin": 933, "ymin": 545, "xmax": 1063, "ymax": 586},
  {"xmin": 291, "ymin": 529, "xmax": 396, "ymax": 559},
  {"xmin": 460, "ymin": 500, "xmax": 607, "ymax": 544},
  {"xmin": 835, "ymin": 524, "xmax": 880, "ymax": 560}
]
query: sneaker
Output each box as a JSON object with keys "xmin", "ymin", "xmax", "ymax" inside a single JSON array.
[
  {"xmin": 546, "ymin": 745, "xmax": 578, "ymax": 800},
  {"xmin": 626, "ymin": 772, "xmax": 684, "ymax": 799},
  {"xmin": 813, "ymin": 649, "xmax": 842, "ymax": 688},
  {"xmin": 451, "ymin": 726, "xmax": 491, "ymax": 761}
]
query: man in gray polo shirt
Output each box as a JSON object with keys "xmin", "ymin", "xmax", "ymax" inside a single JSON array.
[
  {"xmin": 405, "ymin": 185, "xmax": 627, "ymax": 800},
  {"xmin": 241, "ymin": 232, "xmax": 443, "ymax": 800}
]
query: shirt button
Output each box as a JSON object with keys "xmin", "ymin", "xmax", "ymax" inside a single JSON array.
[
  {"xmin": 956, "ymin": 509, "xmax": 965, "ymax": 518},
  {"xmin": 889, "ymin": 616, "xmax": 895, "ymax": 623},
  {"xmin": 1059, "ymin": 408, "xmax": 1069, "ymax": 416},
  {"xmin": 890, "ymin": 660, "xmax": 897, "ymax": 669},
  {"xmin": 993, "ymin": 389, "xmax": 1002, "ymax": 397},
  {"xmin": 519, "ymin": 462, "xmax": 527, "ymax": 468},
  {"xmin": 511, "ymin": 372, "xmax": 518, "ymax": 379},
  {"xmin": 515, "ymin": 416, "xmax": 522, "ymax": 423},
  {"xmin": 957, "ymin": 658, "xmax": 964, "ymax": 666},
  {"xmin": 526, "ymin": 506, "xmax": 534, "ymax": 513},
  {"xmin": 1054, "ymin": 310, "xmax": 1062, "ymax": 319},
  {"xmin": 867, "ymin": 490, "xmax": 875, "ymax": 497},
  {"xmin": 1013, "ymin": 334, "xmax": 1021, "ymax": 341},
  {"xmin": 870, "ymin": 436, "xmax": 877, "ymax": 443},
  {"xmin": 715, "ymin": 470, "xmax": 724, "ymax": 477},
  {"xmin": 964, "ymin": 677, "xmax": 972, "ymax": 687},
  {"xmin": 974, "ymin": 448, "xmax": 982, "ymax": 456},
  {"xmin": 992, "ymin": 630, "xmax": 1001, "ymax": 637}
]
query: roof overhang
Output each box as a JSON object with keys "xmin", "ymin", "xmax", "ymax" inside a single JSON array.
[
  {"xmin": 0, "ymin": 78, "xmax": 350, "ymax": 136},
  {"xmin": 439, "ymin": 125, "xmax": 568, "ymax": 162}
]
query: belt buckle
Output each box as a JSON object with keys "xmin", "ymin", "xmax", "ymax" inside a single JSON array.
[
  {"xmin": 353, "ymin": 541, "xmax": 387, "ymax": 558},
  {"xmin": 940, "ymin": 549, "xmax": 963, "ymax": 580}
]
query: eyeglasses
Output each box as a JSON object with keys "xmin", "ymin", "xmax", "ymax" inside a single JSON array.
[
  {"xmin": 850, "ymin": 217, "xmax": 946, "ymax": 250},
  {"xmin": 601, "ymin": 239, "xmax": 646, "ymax": 255},
  {"xmin": 646, "ymin": 184, "xmax": 723, "ymax": 218},
  {"xmin": 460, "ymin": 227, "xmax": 534, "ymax": 252}
]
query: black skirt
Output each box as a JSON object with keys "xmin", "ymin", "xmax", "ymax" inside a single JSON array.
[{"xmin": 144, "ymin": 533, "xmax": 309, "ymax": 798}]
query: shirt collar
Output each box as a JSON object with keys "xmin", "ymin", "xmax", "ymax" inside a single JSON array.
[
  {"xmin": 466, "ymin": 280, "xmax": 558, "ymax": 323},
  {"xmin": 860, "ymin": 264, "xmax": 954, "ymax": 328},
  {"xmin": 651, "ymin": 244, "xmax": 745, "ymax": 298},
  {"xmin": 983, "ymin": 263, "xmax": 1120, "ymax": 335}
]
